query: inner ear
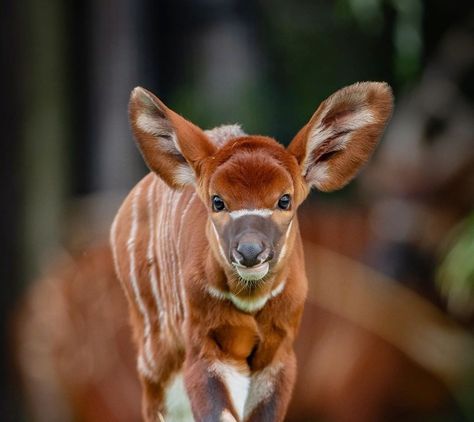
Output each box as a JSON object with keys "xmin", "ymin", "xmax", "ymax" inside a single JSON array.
[
  {"xmin": 288, "ymin": 82, "xmax": 393, "ymax": 192},
  {"xmin": 129, "ymin": 87, "xmax": 216, "ymax": 189},
  {"xmin": 306, "ymin": 97, "xmax": 377, "ymax": 161}
]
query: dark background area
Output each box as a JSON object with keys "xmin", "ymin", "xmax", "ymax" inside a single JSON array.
[{"xmin": 1, "ymin": 0, "xmax": 473, "ymax": 420}]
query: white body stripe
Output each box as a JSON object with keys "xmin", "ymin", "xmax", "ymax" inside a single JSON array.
[
  {"xmin": 147, "ymin": 178, "xmax": 165, "ymax": 330},
  {"xmin": 229, "ymin": 209, "xmax": 273, "ymax": 219},
  {"xmin": 138, "ymin": 353, "xmax": 157, "ymax": 382},
  {"xmin": 155, "ymin": 182, "xmax": 171, "ymax": 336},
  {"xmin": 177, "ymin": 192, "xmax": 197, "ymax": 320},
  {"xmin": 110, "ymin": 213, "xmax": 132, "ymax": 302},
  {"xmin": 154, "ymin": 181, "xmax": 187, "ymax": 337},
  {"xmin": 171, "ymin": 189, "xmax": 185, "ymax": 319},
  {"xmin": 127, "ymin": 185, "xmax": 155, "ymax": 372}
]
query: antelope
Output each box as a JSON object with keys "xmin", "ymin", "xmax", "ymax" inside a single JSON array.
[{"xmin": 110, "ymin": 82, "xmax": 393, "ymax": 421}]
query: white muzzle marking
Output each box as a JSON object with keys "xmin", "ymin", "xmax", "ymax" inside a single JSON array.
[
  {"xmin": 229, "ymin": 209, "xmax": 273, "ymax": 219},
  {"xmin": 234, "ymin": 262, "xmax": 269, "ymax": 281}
]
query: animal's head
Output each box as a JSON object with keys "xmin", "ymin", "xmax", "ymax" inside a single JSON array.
[{"xmin": 129, "ymin": 83, "xmax": 393, "ymax": 282}]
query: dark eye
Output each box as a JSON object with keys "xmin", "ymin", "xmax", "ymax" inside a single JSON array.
[
  {"xmin": 278, "ymin": 194, "xmax": 291, "ymax": 210},
  {"xmin": 212, "ymin": 195, "xmax": 226, "ymax": 212}
]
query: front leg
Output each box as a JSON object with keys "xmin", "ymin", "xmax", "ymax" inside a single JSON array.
[
  {"xmin": 184, "ymin": 354, "xmax": 249, "ymax": 422},
  {"xmin": 245, "ymin": 350, "xmax": 297, "ymax": 422}
]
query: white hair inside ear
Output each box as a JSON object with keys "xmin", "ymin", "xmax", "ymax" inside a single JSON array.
[
  {"xmin": 288, "ymin": 82, "xmax": 393, "ymax": 192},
  {"xmin": 173, "ymin": 163, "xmax": 196, "ymax": 186}
]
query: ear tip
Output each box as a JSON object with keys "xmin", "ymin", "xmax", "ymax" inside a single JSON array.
[
  {"xmin": 353, "ymin": 80, "xmax": 392, "ymax": 95},
  {"xmin": 130, "ymin": 86, "xmax": 152, "ymax": 103},
  {"xmin": 373, "ymin": 81, "xmax": 393, "ymax": 97},
  {"xmin": 129, "ymin": 86, "xmax": 167, "ymax": 116},
  {"xmin": 351, "ymin": 82, "xmax": 394, "ymax": 115},
  {"xmin": 363, "ymin": 81, "xmax": 394, "ymax": 101}
]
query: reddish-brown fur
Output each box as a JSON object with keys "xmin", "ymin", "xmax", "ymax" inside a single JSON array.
[
  {"xmin": 15, "ymin": 234, "xmax": 463, "ymax": 422},
  {"xmin": 111, "ymin": 82, "xmax": 393, "ymax": 421}
]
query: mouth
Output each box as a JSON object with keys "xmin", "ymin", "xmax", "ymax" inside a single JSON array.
[{"xmin": 233, "ymin": 262, "xmax": 270, "ymax": 281}]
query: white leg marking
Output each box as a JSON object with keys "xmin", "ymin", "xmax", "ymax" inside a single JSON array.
[
  {"xmin": 128, "ymin": 184, "xmax": 155, "ymax": 370},
  {"xmin": 211, "ymin": 362, "xmax": 249, "ymax": 421},
  {"xmin": 244, "ymin": 363, "xmax": 283, "ymax": 418},
  {"xmin": 220, "ymin": 409, "xmax": 237, "ymax": 422},
  {"xmin": 164, "ymin": 373, "xmax": 193, "ymax": 422},
  {"xmin": 229, "ymin": 209, "xmax": 273, "ymax": 219}
]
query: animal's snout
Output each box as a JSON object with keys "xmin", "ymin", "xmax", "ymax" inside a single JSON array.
[
  {"xmin": 231, "ymin": 233, "xmax": 273, "ymax": 268},
  {"xmin": 235, "ymin": 242, "xmax": 263, "ymax": 267}
]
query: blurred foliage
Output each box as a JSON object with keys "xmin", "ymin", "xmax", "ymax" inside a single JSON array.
[
  {"xmin": 170, "ymin": 0, "xmax": 400, "ymax": 145},
  {"xmin": 437, "ymin": 213, "xmax": 474, "ymax": 319},
  {"xmin": 171, "ymin": 0, "xmax": 424, "ymax": 159}
]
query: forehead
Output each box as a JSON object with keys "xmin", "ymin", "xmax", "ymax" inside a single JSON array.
[{"xmin": 209, "ymin": 139, "xmax": 294, "ymax": 208}]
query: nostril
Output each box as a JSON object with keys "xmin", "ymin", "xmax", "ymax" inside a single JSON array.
[
  {"xmin": 257, "ymin": 248, "xmax": 273, "ymax": 263},
  {"xmin": 236, "ymin": 242, "xmax": 263, "ymax": 267},
  {"xmin": 231, "ymin": 248, "xmax": 244, "ymax": 265}
]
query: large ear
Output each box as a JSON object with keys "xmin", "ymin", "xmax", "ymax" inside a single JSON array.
[
  {"xmin": 129, "ymin": 87, "xmax": 216, "ymax": 189},
  {"xmin": 288, "ymin": 82, "xmax": 393, "ymax": 192}
]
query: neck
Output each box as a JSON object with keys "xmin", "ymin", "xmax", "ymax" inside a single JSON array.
[{"xmin": 204, "ymin": 220, "xmax": 294, "ymax": 313}]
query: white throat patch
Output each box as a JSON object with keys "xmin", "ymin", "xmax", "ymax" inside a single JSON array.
[{"xmin": 206, "ymin": 280, "xmax": 286, "ymax": 313}]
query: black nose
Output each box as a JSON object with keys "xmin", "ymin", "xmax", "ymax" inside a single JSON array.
[{"xmin": 236, "ymin": 242, "xmax": 264, "ymax": 267}]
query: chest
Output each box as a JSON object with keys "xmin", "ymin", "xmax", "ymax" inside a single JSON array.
[{"xmin": 210, "ymin": 312, "xmax": 291, "ymax": 371}]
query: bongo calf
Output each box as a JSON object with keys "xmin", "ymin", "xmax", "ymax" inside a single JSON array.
[{"xmin": 110, "ymin": 82, "xmax": 393, "ymax": 421}]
